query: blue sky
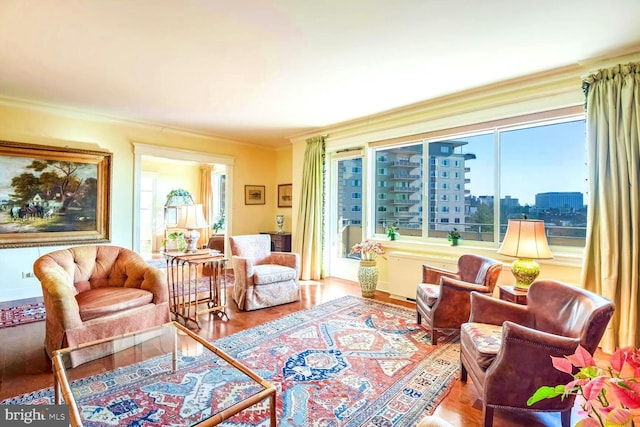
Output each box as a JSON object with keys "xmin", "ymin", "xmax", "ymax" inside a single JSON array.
[{"xmin": 460, "ymin": 119, "xmax": 587, "ymax": 206}]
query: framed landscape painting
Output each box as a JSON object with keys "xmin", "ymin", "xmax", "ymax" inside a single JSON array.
[
  {"xmin": 278, "ymin": 183, "xmax": 292, "ymax": 207},
  {"xmin": 244, "ymin": 185, "xmax": 265, "ymax": 205},
  {"xmin": 0, "ymin": 140, "xmax": 112, "ymax": 248}
]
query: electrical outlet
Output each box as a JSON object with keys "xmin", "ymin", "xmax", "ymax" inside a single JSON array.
[{"xmin": 21, "ymin": 272, "xmax": 34, "ymax": 279}]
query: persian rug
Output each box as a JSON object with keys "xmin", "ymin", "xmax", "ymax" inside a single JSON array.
[
  {"xmin": 0, "ymin": 301, "xmax": 46, "ymax": 329},
  {"xmin": 2, "ymin": 296, "xmax": 460, "ymax": 426}
]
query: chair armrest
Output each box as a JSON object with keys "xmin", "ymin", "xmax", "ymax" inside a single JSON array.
[
  {"xmin": 484, "ymin": 321, "xmax": 581, "ymax": 408},
  {"xmin": 232, "ymin": 255, "xmax": 254, "ymax": 281},
  {"xmin": 468, "ymin": 292, "xmax": 531, "ymax": 326},
  {"xmin": 268, "ymin": 252, "xmax": 300, "ymax": 276},
  {"xmin": 140, "ymin": 267, "xmax": 169, "ymax": 304},
  {"xmin": 440, "ymin": 276, "xmax": 490, "ymax": 293},
  {"xmin": 35, "ymin": 264, "xmax": 83, "ymax": 330},
  {"xmin": 422, "ymin": 264, "xmax": 459, "ymax": 284}
]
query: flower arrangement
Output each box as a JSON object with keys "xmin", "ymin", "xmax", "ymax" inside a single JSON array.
[
  {"xmin": 349, "ymin": 240, "xmax": 385, "ymax": 261},
  {"xmin": 528, "ymin": 345, "xmax": 640, "ymax": 427},
  {"xmin": 447, "ymin": 228, "xmax": 461, "ymax": 241}
]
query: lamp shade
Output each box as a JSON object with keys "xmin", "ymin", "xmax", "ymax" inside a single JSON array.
[
  {"xmin": 498, "ymin": 219, "xmax": 553, "ymax": 260},
  {"xmin": 177, "ymin": 204, "xmax": 208, "ymax": 230}
]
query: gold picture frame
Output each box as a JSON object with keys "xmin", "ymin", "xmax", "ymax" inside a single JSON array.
[
  {"xmin": 244, "ymin": 185, "xmax": 265, "ymax": 205},
  {"xmin": 278, "ymin": 183, "xmax": 292, "ymax": 208},
  {"xmin": 0, "ymin": 140, "xmax": 112, "ymax": 248}
]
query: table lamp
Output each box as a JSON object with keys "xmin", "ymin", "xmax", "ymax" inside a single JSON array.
[
  {"xmin": 177, "ymin": 204, "xmax": 208, "ymax": 253},
  {"xmin": 497, "ymin": 219, "xmax": 553, "ymax": 291}
]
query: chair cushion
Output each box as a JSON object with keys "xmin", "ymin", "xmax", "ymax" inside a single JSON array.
[
  {"xmin": 254, "ymin": 264, "xmax": 297, "ymax": 285},
  {"xmin": 461, "ymin": 322, "xmax": 503, "ymax": 370},
  {"xmin": 76, "ymin": 287, "xmax": 154, "ymax": 321},
  {"xmin": 417, "ymin": 283, "xmax": 440, "ymax": 307}
]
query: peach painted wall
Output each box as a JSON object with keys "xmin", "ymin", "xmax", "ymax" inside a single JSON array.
[{"xmin": 0, "ymin": 102, "xmax": 286, "ymax": 301}]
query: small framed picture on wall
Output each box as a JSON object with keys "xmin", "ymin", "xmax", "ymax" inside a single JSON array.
[
  {"xmin": 278, "ymin": 184, "xmax": 292, "ymax": 208},
  {"xmin": 245, "ymin": 185, "xmax": 265, "ymax": 205}
]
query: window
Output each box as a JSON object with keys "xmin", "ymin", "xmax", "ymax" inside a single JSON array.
[
  {"xmin": 351, "ymin": 192, "xmax": 361, "ymax": 199},
  {"xmin": 352, "ymin": 179, "xmax": 361, "ymax": 186},
  {"xmin": 336, "ymin": 157, "xmax": 363, "ymax": 258},
  {"xmin": 359, "ymin": 113, "xmax": 586, "ymax": 246},
  {"xmin": 378, "ymin": 168, "xmax": 388, "ymax": 175},
  {"xmin": 378, "ymin": 180, "xmax": 387, "ymax": 187}
]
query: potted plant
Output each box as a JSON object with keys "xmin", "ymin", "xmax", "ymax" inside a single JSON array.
[
  {"xmin": 211, "ymin": 209, "xmax": 225, "ymax": 235},
  {"xmin": 528, "ymin": 345, "xmax": 640, "ymax": 426},
  {"xmin": 448, "ymin": 228, "xmax": 461, "ymax": 246},
  {"xmin": 386, "ymin": 223, "xmax": 400, "ymax": 241},
  {"xmin": 163, "ymin": 231, "xmax": 186, "ymax": 252}
]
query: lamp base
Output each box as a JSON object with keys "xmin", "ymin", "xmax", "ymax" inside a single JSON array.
[
  {"xmin": 511, "ymin": 258, "xmax": 540, "ymax": 291},
  {"xmin": 183, "ymin": 229, "xmax": 200, "ymax": 253}
]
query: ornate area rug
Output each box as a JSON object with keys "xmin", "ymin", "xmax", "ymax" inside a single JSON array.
[
  {"xmin": 2, "ymin": 296, "xmax": 460, "ymax": 426},
  {"xmin": 0, "ymin": 301, "xmax": 45, "ymax": 329}
]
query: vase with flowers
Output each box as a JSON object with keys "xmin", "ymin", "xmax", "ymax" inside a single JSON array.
[
  {"xmin": 528, "ymin": 344, "xmax": 640, "ymax": 426},
  {"xmin": 349, "ymin": 240, "xmax": 385, "ymax": 298}
]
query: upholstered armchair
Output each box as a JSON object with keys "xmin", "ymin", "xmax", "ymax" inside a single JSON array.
[
  {"xmin": 460, "ymin": 279, "xmax": 614, "ymax": 427},
  {"xmin": 229, "ymin": 234, "xmax": 300, "ymax": 311},
  {"xmin": 416, "ymin": 254, "xmax": 502, "ymax": 345},
  {"xmin": 34, "ymin": 245, "xmax": 170, "ymax": 365}
]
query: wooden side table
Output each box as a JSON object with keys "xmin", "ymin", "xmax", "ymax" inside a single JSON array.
[
  {"xmin": 163, "ymin": 250, "xmax": 228, "ymax": 328},
  {"xmin": 498, "ymin": 285, "xmax": 528, "ymax": 305},
  {"xmin": 260, "ymin": 232, "xmax": 292, "ymax": 252}
]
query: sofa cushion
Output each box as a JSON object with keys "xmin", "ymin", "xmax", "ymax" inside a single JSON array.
[
  {"xmin": 254, "ymin": 264, "xmax": 297, "ymax": 285},
  {"xmin": 76, "ymin": 287, "xmax": 154, "ymax": 321},
  {"xmin": 460, "ymin": 322, "xmax": 503, "ymax": 370},
  {"xmin": 417, "ymin": 283, "xmax": 440, "ymax": 307}
]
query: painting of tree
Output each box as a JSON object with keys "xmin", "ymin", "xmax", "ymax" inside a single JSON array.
[{"xmin": 0, "ymin": 140, "xmax": 111, "ymax": 248}]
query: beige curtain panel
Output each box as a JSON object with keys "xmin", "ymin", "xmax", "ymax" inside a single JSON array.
[
  {"xmin": 294, "ymin": 136, "xmax": 325, "ymax": 281},
  {"xmin": 581, "ymin": 62, "xmax": 640, "ymax": 351},
  {"xmin": 200, "ymin": 165, "xmax": 213, "ymax": 247}
]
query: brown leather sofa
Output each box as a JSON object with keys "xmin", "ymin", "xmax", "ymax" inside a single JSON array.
[
  {"xmin": 416, "ymin": 254, "xmax": 502, "ymax": 344},
  {"xmin": 460, "ymin": 279, "xmax": 615, "ymax": 427},
  {"xmin": 230, "ymin": 234, "xmax": 300, "ymax": 311},
  {"xmin": 34, "ymin": 245, "xmax": 170, "ymax": 365}
]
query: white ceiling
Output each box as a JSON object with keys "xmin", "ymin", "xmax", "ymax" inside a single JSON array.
[{"xmin": 1, "ymin": 0, "xmax": 639, "ymax": 148}]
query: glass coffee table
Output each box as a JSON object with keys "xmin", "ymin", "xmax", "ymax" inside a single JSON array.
[{"xmin": 52, "ymin": 322, "xmax": 276, "ymax": 427}]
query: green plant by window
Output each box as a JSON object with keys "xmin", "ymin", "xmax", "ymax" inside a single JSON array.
[
  {"xmin": 211, "ymin": 209, "xmax": 225, "ymax": 234},
  {"xmin": 448, "ymin": 228, "xmax": 461, "ymax": 241}
]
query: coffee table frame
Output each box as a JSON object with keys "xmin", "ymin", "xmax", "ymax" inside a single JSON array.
[{"xmin": 52, "ymin": 321, "xmax": 276, "ymax": 427}]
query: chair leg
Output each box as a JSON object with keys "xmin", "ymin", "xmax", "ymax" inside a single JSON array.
[
  {"xmin": 482, "ymin": 405, "xmax": 494, "ymax": 427},
  {"xmin": 431, "ymin": 328, "xmax": 438, "ymax": 345},
  {"xmin": 460, "ymin": 361, "xmax": 468, "ymax": 382},
  {"xmin": 560, "ymin": 409, "xmax": 571, "ymax": 427},
  {"xmin": 416, "ymin": 311, "xmax": 421, "ymax": 325}
]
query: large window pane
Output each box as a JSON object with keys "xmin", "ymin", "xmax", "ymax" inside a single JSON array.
[
  {"xmin": 500, "ymin": 119, "xmax": 587, "ymax": 246},
  {"xmin": 337, "ymin": 157, "xmax": 363, "ymax": 258},
  {"xmin": 374, "ymin": 145, "xmax": 423, "ymax": 237},
  {"xmin": 428, "ymin": 134, "xmax": 494, "ymax": 242}
]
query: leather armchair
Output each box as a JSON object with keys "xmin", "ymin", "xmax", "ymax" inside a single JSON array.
[
  {"xmin": 460, "ymin": 279, "xmax": 615, "ymax": 427},
  {"xmin": 230, "ymin": 234, "xmax": 300, "ymax": 311},
  {"xmin": 416, "ymin": 254, "xmax": 502, "ymax": 344},
  {"xmin": 34, "ymin": 245, "xmax": 170, "ymax": 365}
]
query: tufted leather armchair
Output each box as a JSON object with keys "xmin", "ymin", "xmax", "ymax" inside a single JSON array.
[
  {"xmin": 34, "ymin": 245, "xmax": 170, "ymax": 365},
  {"xmin": 460, "ymin": 279, "xmax": 614, "ymax": 427},
  {"xmin": 230, "ymin": 234, "xmax": 300, "ymax": 311},
  {"xmin": 416, "ymin": 254, "xmax": 502, "ymax": 345}
]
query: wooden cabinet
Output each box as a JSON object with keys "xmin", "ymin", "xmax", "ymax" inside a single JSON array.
[
  {"xmin": 261, "ymin": 232, "xmax": 292, "ymax": 252},
  {"xmin": 498, "ymin": 285, "xmax": 528, "ymax": 305}
]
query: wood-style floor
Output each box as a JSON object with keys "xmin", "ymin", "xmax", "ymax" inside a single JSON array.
[{"xmin": 0, "ymin": 277, "xmax": 583, "ymax": 426}]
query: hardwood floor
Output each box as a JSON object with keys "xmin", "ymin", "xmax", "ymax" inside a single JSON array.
[{"xmin": 0, "ymin": 277, "xmax": 585, "ymax": 426}]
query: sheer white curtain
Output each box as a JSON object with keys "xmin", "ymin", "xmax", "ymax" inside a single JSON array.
[{"xmin": 581, "ymin": 63, "xmax": 640, "ymax": 351}]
